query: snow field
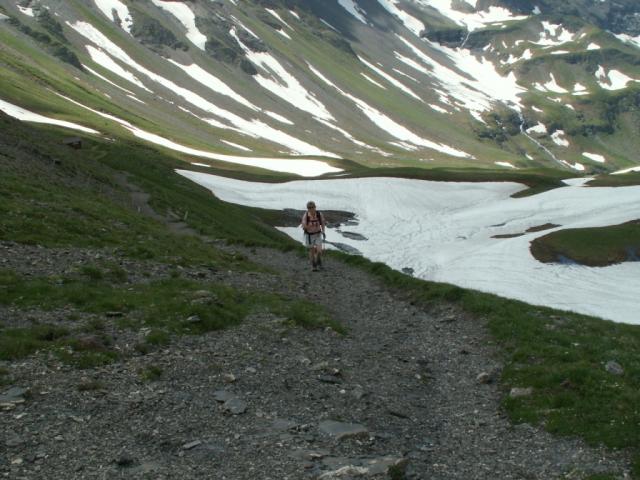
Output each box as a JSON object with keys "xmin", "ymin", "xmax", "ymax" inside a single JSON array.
[{"xmin": 177, "ymin": 172, "xmax": 640, "ymax": 324}]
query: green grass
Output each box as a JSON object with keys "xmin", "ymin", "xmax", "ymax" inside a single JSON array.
[
  {"xmin": 333, "ymin": 252, "xmax": 640, "ymax": 477},
  {"xmin": 313, "ymin": 165, "xmax": 569, "ymax": 196},
  {"xmin": 271, "ymin": 298, "xmax": 346, "ymax": 335},
  {"xmin": 588, "ymin": 173, "xmax": 640, "ymax": 187},
  {"xmin": 530, "ymin": 220, "xmax": 640, "ymax": 266},
  {"xmin": 139, "ymin": 365, "xmax": 163, "ymax": 382},
  {"xmin": 0, "ymin": 119, "xmax": 293, "ymax": 263},
  {"xmin": 0, "ymin": 269, "xmax": 343, "ymax": 358}
]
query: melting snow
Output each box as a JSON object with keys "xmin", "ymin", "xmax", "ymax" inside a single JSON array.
[
  {"xmin": 85, "ymin": 46, "xmax": 151, "ymax": 92},
  {"xmin": 551, "ymin": 130, "xmax": 569, "ymax": 147},
  {"xmin": 412, "ymin": 1, "xmax": 527, "ymax": 32},
  {"xmin": 358, "ymin": 56, "xmax": 422, "ymax": 101},
  {"xmin": 231, "ymin": 28, "xmax": 335, "ymax": 122},
  {"xmin": 94, "ymin": 0, "xmax": 133, "ymax": 34},
  {"xmin": 572, "ymin": 82, "xmax": 588, "ymax": 95},
  {"xmin": 71, "ymin": 21, "xmax": 334, "ymax": 156},
  {"xmin": 533, "ymin": 22, "xmax": 575, "ymax": 47},
  {"xmin": 613, "ymin": 166, "xmax": 640, "ymax": 174},
  {"xmin": 84, "ymin": 65, "xmax": 136, "ymax": 95},
  {"xmin": 397, "ymin": 36, "xmax": 525, "ymax": 116},
  {"xmin": 562, "ymin": 177, "xmax": 593, "ymax": 187},
  {"xmin": 361, "ymin": 73, "xmax": 387, "ymax": 89},
  {"xmin": 264, "ymin": 111, "xmax": 294, "ymax": 125},
  {"xmin": 495, "ymin": 161, "xmax": 516, "ymax": 168},
  {"xmin": 614, "ymin": 33, "xmax": 640, "ymax": 49},
  {"xmin": 169, "ymin": 61, "xmax": 259, "ymax": 111},
  {"xmin": 0, "ymin": 98, "xmax": 100, "ymax": 134},
  {"xmin": 543, "ymin": 73, "xmax": 568, "ymax": 93},
  {"xmin": 587, "ymin": 43, "xmax": 601, "ymax": 50},
  {"xmin": 266, "ymin": 8, "xmax": 293, "ymax": 29},
  {"xmin": 17, "ymin": 6, "xmax": 35, "ymax": 16},
  {"xmin": 429, "ymin": 104, "xmax": 449, "ymax": 114},
  {"xmin": 582, "ymin": 152, "xmax": 606, "ymax": 163},
  {"xmin": 151, "ymin": 0, "xmax": 207, "ymax": 50},
  {"xmin": 221, "ymin": 140, "xmax": 252, "ymax": 152},
  {"xmin": 526, "ymin": 123, "xmax": 547, "ymax": 134},
  {"xmin": 337, "ymin": 0, "xmax": 368, "ymax": 24},
  {"xmin": 53, "ymin": 92, "xmax": 340, "ymax": 176},
  {"xmin": 597, "ymin": 69, "xmax": 639, "ymax": 90},
  {"xmin": 375, "ymin": 0, "xmax": 424, "ymax": 36},
  {"xmin": 178, "ymin": 173, "xmax": 640, "ymax": 324},
  {"xmin": 308, "ymin": 64, "xmax": 473, "ymax": 158}
]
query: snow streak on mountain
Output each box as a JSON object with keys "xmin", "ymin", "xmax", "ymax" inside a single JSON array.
[{"xmin": 0, "ymin": 0, "xmax": 639, "ymax": 175}]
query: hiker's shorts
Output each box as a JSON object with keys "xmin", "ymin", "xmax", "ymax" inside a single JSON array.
[{"xmin": 304, "ymin": 232, "xmax": 323, "ymax": 247}]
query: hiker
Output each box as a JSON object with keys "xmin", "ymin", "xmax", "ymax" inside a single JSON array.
[{"xmin": 301, "ymin": 201, "xmax": 325, "ymax": 271}]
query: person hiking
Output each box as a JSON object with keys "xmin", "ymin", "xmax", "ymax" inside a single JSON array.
[{"xmin": 301, "ymin": 201, "xmax": 325, "ymax": 271}]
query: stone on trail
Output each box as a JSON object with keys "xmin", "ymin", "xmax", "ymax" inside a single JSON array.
[
  {"xmin": 0, "ymin": 387, "xmax": 28, "ymax": 409},
  {"xmin": 223, "ymin": 397, "xmax": 247, "ymax": 415},
  {"xmin": 318, "ymin": 420, "xmax": 368, "ymax": 441},
  {"xmin": 509, "ymin": 387, "xmax": 534, "ymax": 398},
  {"xmin": 317, "ymin": 455, "xmax": 408, "ymax": 479},
  {"xmin": 213, "ymin": 389, "xmax": 236, "ymax": 403},
  {"xmin": 605, "ymin": 360, "xmax": 624, "ymax": 376}
]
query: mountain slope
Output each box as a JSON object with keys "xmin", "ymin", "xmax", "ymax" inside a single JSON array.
[{"xmin": 0, "ymin": 0, "xmax": 639, "ymax": 174}]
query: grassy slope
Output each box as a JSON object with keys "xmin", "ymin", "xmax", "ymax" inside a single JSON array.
[
  {"xmin": 531, "ymin": 220, "xmax": 640, "ymax": 266},
  {"xmin": 335, "ymin": 253, "xmax": 640, "ymax": 477},
  {"xmin": 0, "ymin": 116, "xmax": 344, "ymax": 366},
  {"xmin": 1, "ymin": 113, "xmax": 638, "ymax": 474}
]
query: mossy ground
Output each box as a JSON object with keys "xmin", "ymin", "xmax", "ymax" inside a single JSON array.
[{"xmin": 530, "ymin": 220, "xmax": 640, "ymax": 266}]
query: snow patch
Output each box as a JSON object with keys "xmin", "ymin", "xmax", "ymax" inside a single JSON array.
[
  {"xmin": 613, "ymin": 166, "xmax": 640, "ymax": 175},
  {"xmin": 265, "ymin": 9, "xmax": 293, "ymax": 30},
  {"xmin": 231, "ymin": 28, "xmax": 335, "ymax": 122},
  {"xmin": 582, "ymin": 152, "xmax": 606, "ymax": 163},
  {"xmin": 358, "ymin": 56, "xmax": 422, "ymax": 101},
  {"xmin": 151, "ymin": 0, "xmax": 207, "ymax": 50},
  {"xmin": 180, "ymin": 174, "xmax": 640, "ymax": 324},
  {"xmin": 551, "ymin": 130, "xmax": 570, "ymax": 147},
  {"xmin": 361, "ymin": 73, "xmax": 387, "ymax": 89},
  {"xmin": 337, "ymin": 0, "xmax": 368, "ymax": 24},
  {"xmin": 0, "ymin": 98, "xmax": 100, "ymax": 134},
  {"xmin": 308, "ymin": 63, "xmax": 473, "ymax": 158},
  {"xmin": 221, "ymin": 140, "xmax": 252, "ymax": 152},
  {"xmin": 495, "ymin": 161, "xmax": 517, "ymax": 169},
  {"xmin": 94, "ymin": 0, "xmax": 133, "ymax": 34}
]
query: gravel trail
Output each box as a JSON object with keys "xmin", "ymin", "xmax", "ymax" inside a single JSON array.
[{"xmin": 0, "ymin": 242, "xmax": 631, "ymax": 479}]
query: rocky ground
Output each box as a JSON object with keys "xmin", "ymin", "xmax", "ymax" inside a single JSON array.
[{"xmin": 0, "ymin": 238, "xmax": 633, "ymax": 480}]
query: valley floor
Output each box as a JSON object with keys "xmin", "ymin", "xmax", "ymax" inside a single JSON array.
[{"xmin": 0, "ymin": 241, "xmax": 631, "ymax": 479}]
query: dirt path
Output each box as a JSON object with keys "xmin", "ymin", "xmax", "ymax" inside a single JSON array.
[{"xmin": 0, "ymin": 189, "xmax": 632, "ymax": 479}]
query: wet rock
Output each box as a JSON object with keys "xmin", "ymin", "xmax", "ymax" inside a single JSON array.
[{"xmin": 476, "ymin": 372, "xmax": 492, "ymax": 384}]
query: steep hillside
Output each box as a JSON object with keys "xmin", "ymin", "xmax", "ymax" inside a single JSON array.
[
  {"xmin": 1, "ymin": 116, "xmax": 640, "ymax": 480},
  {"xmin": 0, "ymin": 0, "xmax": 639, "ymax": 174}
]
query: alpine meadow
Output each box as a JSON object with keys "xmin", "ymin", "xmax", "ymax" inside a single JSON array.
[{"xmin": 1, "ymin": 1, "xmax": 640, "ymax": 479}]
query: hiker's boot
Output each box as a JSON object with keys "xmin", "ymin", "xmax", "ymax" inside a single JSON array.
[
  {"xmin": 311, "ymin": 259, "xmax": 318, "ymax": 272},
  {"xmin": 317, "ymin": 255, "xmax": 323, "ymax": 270}
]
